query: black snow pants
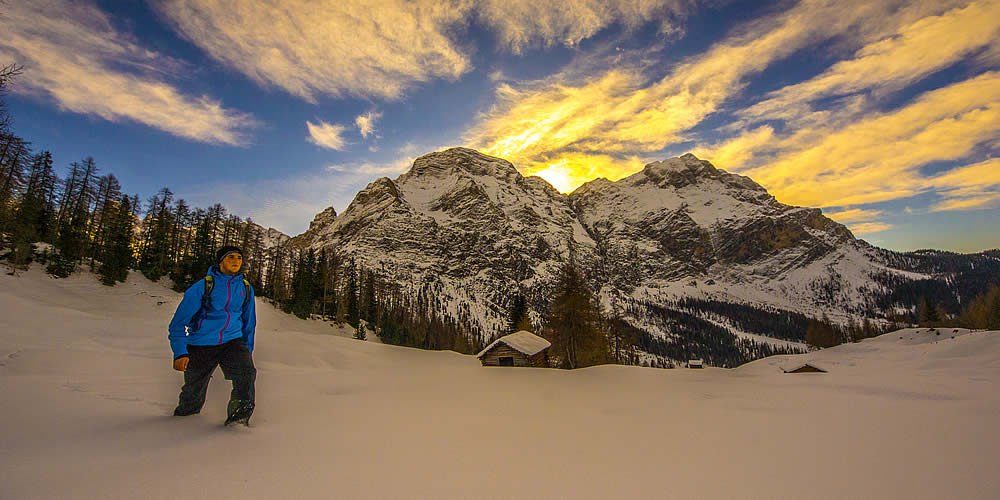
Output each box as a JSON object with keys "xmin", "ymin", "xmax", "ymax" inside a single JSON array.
[{"xmin": 174, "ymin": 338, "xmax": 256, "ymax": 416}]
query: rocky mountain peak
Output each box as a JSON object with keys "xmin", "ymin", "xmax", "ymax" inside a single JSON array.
[
  {"xmin": 627, "ymin": 153, "xmax": 766, "ymax": 193},
  {"xmin": 307, "ymin": 206, "xmax": 337, "ymax": 231},
  {"xmin": 398, "ymin": 147, "xmax": 523, "ymax": 185},
  {"xmin": 342, "ymin": 177, "xmax": 401, "ymax": 215}
]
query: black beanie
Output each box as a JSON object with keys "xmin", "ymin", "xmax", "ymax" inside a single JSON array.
[{"xmin": 216, "ymin": 245, "xmax": 244, "ymax": 263}]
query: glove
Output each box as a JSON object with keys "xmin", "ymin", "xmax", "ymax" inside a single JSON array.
[{"xmin": 173, "ymin": 356, "xmax": 189, "ymax": 372}]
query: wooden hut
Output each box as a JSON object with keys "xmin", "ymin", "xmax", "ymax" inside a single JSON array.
[
  {"xmin": 477, "ymin": 331, "xmax": 551, "ymax": 367},
  {"xmin": 783, "ymin": 363, "xmax": 827, "ymax": 373}
]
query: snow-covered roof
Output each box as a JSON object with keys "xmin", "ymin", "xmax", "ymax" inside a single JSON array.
[
  {"xmin": 477, "ymin": 331, "xmax": 551, "ymax": 357},
  {"xmin": 783, "ymin": 363, "xmax": 827, "ymax": 373}
]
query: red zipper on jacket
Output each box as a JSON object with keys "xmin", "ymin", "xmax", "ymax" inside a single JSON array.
[{"xmin": 219, "ymin": 276, "xmax": 234, "ymax": 344}]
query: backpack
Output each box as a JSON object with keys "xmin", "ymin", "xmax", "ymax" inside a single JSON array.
[{"xmin": 202, "ymin": 275, "xmax": 253, "ymax": 313}]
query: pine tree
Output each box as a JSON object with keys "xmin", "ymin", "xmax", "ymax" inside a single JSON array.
[
  {"xmin": 507, "ymin": 293, "xmax": 528, "ymax": 334},
  {"xmin": 361, "ymin": 266, "xmax": 377, "ymax": 324},
  {"xmin": 87, "ymin": 174, "xmax": 122, "ymax": 269},
  {"xmin": 98, "ymin": 195, "xmax": 134, "ymax": 285},
  {"xmin": 917, "ymin": 296, "xmax": 940, "ymax": 326},
  {"xmin": 139, "ymin": 187, "xmax": 174, "ymax": 280},
  {"xmin": 290, "ymin": 249, "xmax": 317, "ymax": 319},
  {"xmin": 960, "ymin": 285, "xmax": 1000, "ymax": 329},
  {"xmin": 344, "ymin": 260, "xmax": 359, "ymax": 328},
  {"xmin": 805, "ymin": 315, "xmax": 841, "ymax": 348},
  {"xmin": 0, "ymin": 133, "xmax": 29, "ymax": 232},
  {"xmin": 546, "ymin": 261, "xmax": 609, "ymax": 369}
]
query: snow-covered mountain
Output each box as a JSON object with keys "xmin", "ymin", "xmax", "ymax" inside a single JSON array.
[{"xmin": 286, "ymin": 148, "xmax": 982, "ymax": 359}]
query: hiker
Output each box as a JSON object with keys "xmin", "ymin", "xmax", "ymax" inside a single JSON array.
[{"xmin": 168, "ymin": 245, "xmax": 257, "ymax": 425}]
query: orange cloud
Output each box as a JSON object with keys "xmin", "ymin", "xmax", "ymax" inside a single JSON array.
[
  {"xmin": 739, "ymin": 1, "xmax": 1000, "ymax": 128},
  {"xmin": 849, "ymin": 222, "xmax": 894, "ymax": 235},
  {"xmin": 824, "ymin": 208, "xmax": 884, "ymax": 224},
  {"xmin": 927, "ymin": 158, "xmax": 1000, "ymax": 212},
  {"xmin": 742, "ymin": 72, "xmax": 1000, "ymax": 208},
  {"xmin": 468, "ymin": 0, "xmax": 988, "ymax": 201}
]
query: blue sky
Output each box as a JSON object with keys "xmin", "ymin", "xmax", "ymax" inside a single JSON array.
[{"xmin": 2, "ymin": 0, "xmax": 998, "ymax": 252}]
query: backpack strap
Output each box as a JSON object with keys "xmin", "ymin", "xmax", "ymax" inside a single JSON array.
[
  {"xmin": 243, "ymin": 279, "xmax": 252, "ymax": 309},
  {"xmin": 202, "ymin": 275, "xmax": 252, "ymax": 313},
  {"xmin": 202, "ymin": 275, "xmax": 215, "ymax": 312}
]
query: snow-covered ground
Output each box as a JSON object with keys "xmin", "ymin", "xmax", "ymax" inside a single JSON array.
[{"xmin": 1, "ymin": 266, "xmax": 998, "ymax": 499}]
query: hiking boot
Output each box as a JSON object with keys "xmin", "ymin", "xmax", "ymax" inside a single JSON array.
[{"xmin": 225, "ymin": 399, "xmax": 254, "ymax": 426}]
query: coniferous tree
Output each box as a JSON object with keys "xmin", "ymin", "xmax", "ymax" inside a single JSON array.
[
  {"xmin": 960, "ymin": 285, "xmax": 1000, "ymax": 329},
  {"xmin": 87, "ymin": 174, "xmax": 122, "ymax": 268},
  {"xmin": 546, "ymin": 261, "xmax": 609, "ymax": 369},
  {"xmin": 805, "ymin": 315, "xmax": 841, "ymax": 348},
  {"xmin": 290, "ymin": 249, "xmax": 317, "ymax": 318},
  {"xmin": 0, "ymin": 133, "xmax": 29, "ymax": 231},
  {"xmin": 506, "ymin": 293, "xmax": 528, "ymax": 334},
  {"xmin": 917, "ymin": 296, "xmax": 940, "ymax": 326},
  {"xmin": 139, "ymin": 187, "xmax": 174, "ymax": 280},
  {"xmin": 361, "ymin": 266, "xmax": 377, "ymax": 324},
  {"xmin": 172, "ymin": 216, "xmax": 214, "ymax": 291},
  {"xmin": 98, "ymin": 195, "xmax": 134, "ymax": 285},
  {"xmin": 344, "ymin": 260, "xmax": 359, "ymax": 328},
  {"xmin": 47, "ymin": 158, "xmax": 98, "ymax": 275},
  {"xmin": 316, "ymin": 248, "xmax": 331, "ymax": 319}
]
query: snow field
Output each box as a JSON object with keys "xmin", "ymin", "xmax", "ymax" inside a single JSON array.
[{"xmin": 1, "ymin": 266, "xmax": 998, "ymax": 499}]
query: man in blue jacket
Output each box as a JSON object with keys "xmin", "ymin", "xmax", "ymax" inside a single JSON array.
[{"xmin": 168, "ymin": 245, "xmax": 257, "ymax": 425}]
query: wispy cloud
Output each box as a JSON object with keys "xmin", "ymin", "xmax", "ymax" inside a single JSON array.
[
  {"xmin": 156, "ymin": 0, "xmax": 472, "ymax": 102},
  {"xmin": 0, "ymin": 0, "xmax": 257, "ymax": 146},
  {"xmin": 737, "ymin": 1, "xmax": 1000, "ymax": 128},
  {"xmin": 327, "ymin": 157, "xmax": 414, "ymax": 176},
  {"xmin": 824, "ymin": 208, "xmax": 893, "ymax": 235},
  {"xmin": 737, "ymin": 72, "xmax": 1000, "ymax": 208},
  {"xmin": 475, "ymin": 0, "xmax": 695, "ymax": 54},
  {"xmin": 306, "ymin": 120, "xmax": 348, "ymax": 151},
  {"xmin": 824, "ymin": 208, "xmax": 884, "ymax": 224},
  {"xmin": 355, "ymin": 111, "xmax": 382, "ymax": 139},
  {"xmin": 849, "ymin": 222, "xmax": 894, "ymax": 235},
  {"xmin": 927, "ymin": 158, "xmax": 1000, "ymax": 212},
  {"xmin": 155, "ymin": 0, "xmax": 699, "ymax": 102}
]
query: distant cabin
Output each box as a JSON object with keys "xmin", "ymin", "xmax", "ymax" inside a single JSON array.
[
  {"xmin": 477, "ymin": 331, "xmax": 551, "ymax": 367},
  {"xmin": 783, "ymin": 363, "xmax": 827, "ymax": 373},
  {"xmin": 687, "ymin": 359, "xmax": 704, "ymax": 369}
]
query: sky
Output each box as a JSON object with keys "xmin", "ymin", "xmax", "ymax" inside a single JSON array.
[{"xmin": 1, "ymin": 0, "xmax": 998, "ymax": 253}]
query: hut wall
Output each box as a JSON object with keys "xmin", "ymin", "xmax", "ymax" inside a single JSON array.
[
  {"xmin": 480, "ymin": 344, "xmax": 532, "ymax": 367},
  {"xmin": 527, "ymin": 351, "xmax": 549, "ymax": 367}
]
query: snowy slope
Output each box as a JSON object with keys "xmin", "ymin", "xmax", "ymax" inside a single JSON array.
[{"xmin": 1, "ymin": 267, "xmax": 998, "ymax": 499}]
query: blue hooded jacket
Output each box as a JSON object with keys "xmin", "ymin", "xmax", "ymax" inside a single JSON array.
[{"xmin": 168, "ymin": 266, "xmax": 256, "ymax": 359}]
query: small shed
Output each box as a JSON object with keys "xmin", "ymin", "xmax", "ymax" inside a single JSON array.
[
  {"xmin": 687, "ymin": 359, "xmax": 704, "ymax": 369},
  {"xmin": 477, "ymin": 331, "xmax": 551, "ymax": 367},
  {"xmin": 783, "ymin": 363, "xmax": 827, "ymax": 373}
]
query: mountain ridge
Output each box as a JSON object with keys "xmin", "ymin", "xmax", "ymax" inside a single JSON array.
[{"xmin": 281, "ymin": 147, "xmax": 994, "ymax": 364}]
